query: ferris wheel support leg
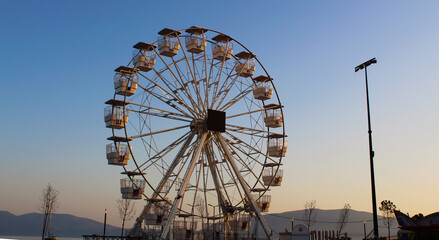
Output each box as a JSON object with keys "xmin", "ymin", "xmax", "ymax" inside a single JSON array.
[
  {"xmin": 204, "ymin": 143, "xmax": 229, "ymax": 217},
  {"xmin": 204, "ymin": 143, "xmax": 235, "ymax": 236},
  {"xmin": 160, "ymin": 131, "xmax": 208, "ymax": 240},
  {"xmin": 131, "ymin": 132, "xmax": 196, "ymax": 232},
  {"xmin": 215, "ymin": 133, "xmax": 274, "ymax": 240}
]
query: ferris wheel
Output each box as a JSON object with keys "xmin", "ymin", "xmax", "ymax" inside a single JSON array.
[{"xmin": 104, "ymin": 27, "xmax": 287, "ymax": 239}]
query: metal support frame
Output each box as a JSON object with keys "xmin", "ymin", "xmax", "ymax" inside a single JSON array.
[
  {"xmin": 204, "ymin": 141, "xmax": 230, "ymax": 218},
  {"xmin": 160, "ymin": 131, "xmax": 208, "ymax": 240},
  {"xmin": 215, "ymin": 133, "xmax": 273, "ymax": 240},
  {"xmin": 131, "ymin": 131, "xmax": 196, "ymax": 231}
]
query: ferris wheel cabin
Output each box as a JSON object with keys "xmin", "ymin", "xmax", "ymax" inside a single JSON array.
[
  {"xmin": 185, "ymin": 26, "xmax": 208, "ymax": 54},
  {"xmin": 262, "ymin": 168, "xmax": 284, "ymax": 186},
  {"xmin": 235, "ymin": 51, "xmax": 256, "ymax": 77},
  {"xmin": 173, "ymin": 220, "xmax": 197, "ymax": 239},
  {"xmin": 106, "ymin": 143, "xmax": 131, "ymax": 166},
  {"xmin": 104, "ymin": 106, "xmax": 129, "ymax": 129},
  {"xmin": 120, "ymin": 178, "xmax": 146, "ymax": 200},
  {"xmin": 132, "ymin": 42, "xmax": 157, "ymax": 72},
  {"xmin": 253, "ymin": 194, "xmax": 272, "ymax": 212},
  {"xmin": 264, "ymin": 104, "xmax": 284, "ymax": 128},
  {"xmin": 230, "ymin": 214, "xmax": 250, "ymax": 232},
  {"xmin": 157, "ymin": 28, "xmax": 181, "ymax": 57},
  {"xmin": 253, "ymin": 75, "xmax": 274, "ymax": 101},
  {"xmin": 267, "ymin": 133, "xmax": 288, "ymax": 157},
  {"xmin": 212, "ymin": 34, "xmax": 233, "ymax": 61},
  {"xmin": 144, "ymin": 213, "xmax": 164, "ymax": 225},
  {"xmin": 114, "ymin": 66, "xmax": 139, "ymax": 96}
]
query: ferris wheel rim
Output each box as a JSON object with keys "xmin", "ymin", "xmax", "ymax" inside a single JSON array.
[{"xmin": 109, "ymin": 26, "xmax": 287, "ymax": 219}]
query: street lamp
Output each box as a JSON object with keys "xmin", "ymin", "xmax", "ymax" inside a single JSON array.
[
  {"xmin": 103, "ymin": 209, "xmax": 107, "ymax": 240},
  {"xmin": 355, "ymin": 57, "xmax": 379, "ymax": 240}
]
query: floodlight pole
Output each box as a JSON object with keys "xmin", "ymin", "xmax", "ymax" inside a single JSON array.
[
  {"xmin": 355, "ymin": 58, "xmax": 379, "ymax": 240},
  {"xmin": 103, "ymin": 209, "xmax": 107, "ymax": 240}
]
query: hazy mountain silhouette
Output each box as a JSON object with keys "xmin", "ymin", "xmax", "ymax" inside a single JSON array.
[
  {"xmin": 0, "ymin": 209, "xmax": 399, "ymax": 239},
  {"xmin": 0, "ymin": 211, "xmax": 121, "ymax": 237},
  {"xmin": 263, "ymin": 209, "xmax": 398, "ymax": 239}
]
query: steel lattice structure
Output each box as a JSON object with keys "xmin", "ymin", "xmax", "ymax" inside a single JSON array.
[{"xmin": 104, "ymin": 27, "xmax": 287, "ymax": 240}]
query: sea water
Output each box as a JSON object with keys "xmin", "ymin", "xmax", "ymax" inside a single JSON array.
[{"xmin": 0, "ymin": 237, "xmax": 82, "ymax": 240}]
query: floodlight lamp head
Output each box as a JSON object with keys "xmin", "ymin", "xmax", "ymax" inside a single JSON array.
[{"xmin": 355, "ymin": 57, "xmax": 377, "ymax": 72}]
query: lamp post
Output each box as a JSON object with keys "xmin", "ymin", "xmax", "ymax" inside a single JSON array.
[
  {"xmin": 355, "ymin": 57, "xmax": 379, "ymax": 240},
  {"xmin": 103, "ymin": 209, "xmax": 107, "ymax": 240},
  {"xmin": 364, "ymin": 220, "xmax": 367, "ymax": 240}
]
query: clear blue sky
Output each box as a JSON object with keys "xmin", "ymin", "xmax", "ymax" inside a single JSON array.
[{"xmin": 1, "ymin": 0, "xmax": 438, "ymax": 228}]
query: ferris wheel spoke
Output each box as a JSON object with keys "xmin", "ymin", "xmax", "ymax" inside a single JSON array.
[
  {"xmin": 190, "ymin": 50, "xmax": 209, "ymax": 113},
  {"xmin": 138, "ymin": 131, "xmax": 192, "ymax": 170},
  {"xmin": 205, "ymin": 51, "xmax": 221, "ymax": 109},
  {"xmin": 213, "ymin": 73, "xmax": 242, "ymax": 110},
  {"xmin": 225, "ymin": 124, "xmax": 269, "ymax": 138},
  {"xmin": 223, "ymin": 135, "xmax": 266, "ymax": 168},
  {"xmin": 135, "ymin": 131, "xmax": 196, "ymax": 227},
  {"xmin": 170, "ymin": 59, "xmax": 205, "ymax": 117},
  {"xmin": 226, "ymin": 107, "xmax": 267, "ymax": 119},
  {"xmin": 130, "ymin": 101, "xmax": 192, "ymax": 120},
  {"xmin": 209, "ymin": 139, "xmax": 247, "ymax": 207},
  {"xmin": 150, "ymin": 69, "xmax": 201, "ymax": 118},
  {"xmin": 207, "ymin": 142, "xmax": 233, "ymax": 202},
  {"xmin": 130, "ymin": 125, "xmax": 189, "ymax": 139},
  {"xmin": 193, "ymin": 55, "xmax": 208, "ymax": 112},
  {"xmin": 140, "ymin": 85, "xmax": 195, "ymax": 120},
  {"xmin": 215, "ymin": 132, "xmax": 273, "ymax": 238},
  {"xmin": 150, "ymin": 132, "xmax": 195, "ymax": 192},
  {"xmin": 224, "ymin": 131, "xmax": 279, "ymax": 165},
  {"xmin": 137, "ymin": 73, "xmax": 196, "ymax": 117},
  {"xmin": 203, "ymin": 51, "xmax": 213, "ymax": 110},
  {"xmin": 221, "ymin": 79, "xmax": 267, "ymax": 113},
  {"xmin": 129, "ymin": 108, "xmax": 192, "ymax": 122},
  {"xmin": 203, "ymin": 142, "xmax": 231, "ymax": 214},
  {"xmin": 221, "ymin": 156, "xmax": 247, "ymax": 207},
  {"xmin": 189, "ymin": 159, "xmax": 204, "ymax": 217},
  {"xmin": 225, "ymin": 141, "xmax": 267, "ymax": 191},
  {"xmin": 175, "ymin": 36, "xmax": 206, "ymax": 113},
  {"xmin": 201, "ymin": 151, "xmax": 215, "ymax": 216},
  {"xmin": 208, "ymin": 61, "xmax": 228, "ymax": 109},
  {"xmin": 210, "ymin": 63, "xmax": 236, "ymax": 109},
  {"xmin": 201, "ymin": 160, "xmax": 210, "ymax": 218},
  {"xmin": 218, "ymin": 81, "xmax": 259, "ymax": 112},
  {"xmin": 152, "ymin": 49, "xmax": 204, "ymax": 117}
]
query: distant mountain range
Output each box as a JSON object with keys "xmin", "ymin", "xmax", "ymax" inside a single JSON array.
[
  {"xmin": 263, "ymin": 209, "xmax": 399, "ymax": 239},
  {"xmin": 0, "ymin": 209, "xmax": 399, "ymax": 239},
  {"xmin": 0, "ymin": 211, "xmax": 120, "ymax": 237}
]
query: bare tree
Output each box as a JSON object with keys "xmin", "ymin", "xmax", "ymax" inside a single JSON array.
[
  {"xmin": 379, "ymin": 200, "xmax": 397, "ymax": 240},
  {"xmin": 195, "ymin": 198, "xmax": 206, "ymax": 235},
  {"xmin": 336, "ymin": 203, "xmax": 351, "ymax": 238},
  {"xmin": 195, "ymin": 197, "xmax": 206, "ymax": 218},
  {"xmin": 117, "ymin": 199, "xmax": 136, "ymax": 238},
  {"xmin": 303, "ymin": 200, "xmax": 318, "ymax": 230},
  {"xmin": 39, "ymin": 183, "xmax": 59, "ymax": 240}
]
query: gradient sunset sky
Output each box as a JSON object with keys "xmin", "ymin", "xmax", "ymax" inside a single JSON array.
[{"xmin": 0, "ymin": 0, "xmax": 438, "ymax": 228}]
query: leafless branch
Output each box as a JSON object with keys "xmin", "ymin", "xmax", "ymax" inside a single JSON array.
[
  {"xmin": 39, "ymin": 183, "xmax": 59, "ymax": 239},
  {"xmin": 117, "ymin": 199, "xmax": 136, "ymax": 237},
  {"xmin": 303, "ymin": 200, "xmax": 317, "ymax": 230},
  {"xmin": 337, "ymin": 203, "xmax": 351, "ymax": 237}
]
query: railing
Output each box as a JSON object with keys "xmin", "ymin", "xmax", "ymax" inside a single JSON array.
[{"xmin": 82, "ymin": 235, "xmax": 142, "ymax": 240}]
